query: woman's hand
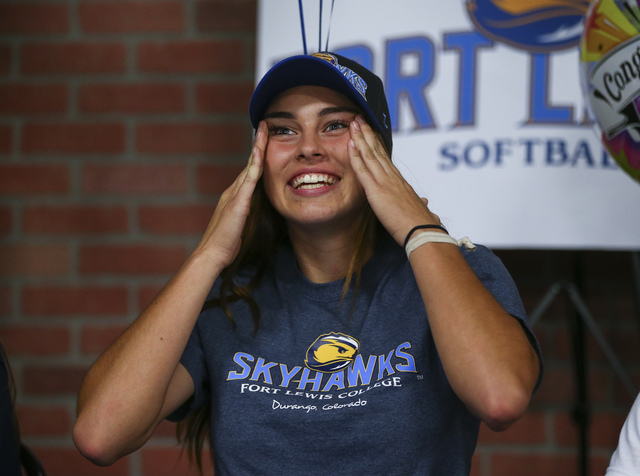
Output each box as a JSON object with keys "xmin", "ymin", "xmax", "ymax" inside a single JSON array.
[
  {"xmin": 194, "ymin": 121, "xmax": 267, "ymax": 268},
  {"xmin": 348, "ymin": 116, "xmax": 441, "ymax": 245}
]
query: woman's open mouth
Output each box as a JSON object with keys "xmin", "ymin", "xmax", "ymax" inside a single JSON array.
[{"xmin": 290, "ymin": 173, "xmax": 340, "ymax": 190}]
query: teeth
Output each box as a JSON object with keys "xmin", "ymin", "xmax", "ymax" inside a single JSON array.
[
  {"xmin": 298, "ymin": 183, "xmax": 325, "ymax": 190},
  {"xmin": 291, "ymin": 173, "xmax": 338, "ymax": 189}
]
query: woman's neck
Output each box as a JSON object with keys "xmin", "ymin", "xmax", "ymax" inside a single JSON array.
[{"xmin": 287, "ymin": 221, "xmax": 371, "ymax": 284}]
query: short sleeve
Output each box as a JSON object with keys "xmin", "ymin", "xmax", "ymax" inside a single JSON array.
[
  {"xmin": 166, "ymin": 324, "xmax": 211, "ymax": 422},
  {"xmin": 462, "ymin": 245, "xmax": 544, "ymax": 392}
]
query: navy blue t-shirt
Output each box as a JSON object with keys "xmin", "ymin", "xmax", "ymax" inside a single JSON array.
[{"xmin": 170, "ymin": 238, "xmax": 542, "ymax": 475}]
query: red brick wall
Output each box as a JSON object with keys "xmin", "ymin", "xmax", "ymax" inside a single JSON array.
[
  {"xmin": 0, "ymin": 1, "xmax": 638, "ymax": 475},
  {"xmin": 475, "ymin": 250, "xmax": 640, "ymax": 476}
]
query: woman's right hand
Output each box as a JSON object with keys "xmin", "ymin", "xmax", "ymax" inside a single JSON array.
[{"xmin": 194, "ymin": 121, "xmax": 267, "ymax": 268}]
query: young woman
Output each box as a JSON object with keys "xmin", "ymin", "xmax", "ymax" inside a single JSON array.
[{"xmin": 73, "ymin": 52, "xmax": 542, "ymax": 475}]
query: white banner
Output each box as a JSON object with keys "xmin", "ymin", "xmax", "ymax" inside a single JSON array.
[{"xmin": 256, "ymin": 1, "xmax": 640, "ymax": 249}]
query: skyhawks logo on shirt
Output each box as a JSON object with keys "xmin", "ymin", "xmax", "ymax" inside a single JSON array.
[{"xmin": 227, "ymin": 332, "xmax": 417, "ymax": 394}]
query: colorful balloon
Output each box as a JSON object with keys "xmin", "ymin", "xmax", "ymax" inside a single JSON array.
[{"xmin": 580, "ymin": 0, "xmax": 640, "ymax": 183}]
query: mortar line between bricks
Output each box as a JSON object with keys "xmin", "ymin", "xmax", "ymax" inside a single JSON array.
[
  {"xmin": 69, "ymin": 79, "xmax": 79, "ymax": 121},
  {"xmin": 68, "ymin": 0, "xmax": 81, "ymax": 40}
]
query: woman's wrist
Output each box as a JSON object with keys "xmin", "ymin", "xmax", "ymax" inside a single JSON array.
[
  {"xmin": 188, "ymin": 245, "xmax": 230, "ymax": 277},
  {"xmin": 405, "ymin": 227, "xmax": 476, "ymax": 259},
  {"xmin": 403, "ymin": 224, "xmax": 448, "ymax": 248}
]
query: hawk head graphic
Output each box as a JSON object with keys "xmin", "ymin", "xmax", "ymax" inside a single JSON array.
[{"xmin": 305, "ymin": 333, "xmax": 360, "ymax": 373}]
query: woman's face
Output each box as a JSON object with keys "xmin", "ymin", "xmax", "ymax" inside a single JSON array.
[{"xmin": 261, "ymin": 85, "xmax": 368, "ymax": 233}]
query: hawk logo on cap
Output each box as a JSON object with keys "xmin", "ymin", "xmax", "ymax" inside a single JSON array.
[
  {"xmin": 312, "ymin": 52, "xmax": 339, "ymax": 65},
  {"xmin": 305, "ymin": 333, "xmax": 360, "ymax": 373},
  {"xmin": 312, "ymin": 52, "xmax": 368, "ymax": 101}
]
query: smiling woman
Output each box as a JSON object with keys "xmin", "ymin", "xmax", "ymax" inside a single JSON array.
[{"xmin": 73, "ymin": 51, "xmax": 543, "ymax": 476}]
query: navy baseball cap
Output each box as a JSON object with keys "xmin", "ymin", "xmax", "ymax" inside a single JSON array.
[{"xmin": 249, "ymin": 52, "xmax": 393, "ymax": 154}]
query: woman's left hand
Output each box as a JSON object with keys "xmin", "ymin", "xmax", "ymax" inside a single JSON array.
[{"xmin": 348, "ymin": 115, "xmax": 440, "ymax": 245}]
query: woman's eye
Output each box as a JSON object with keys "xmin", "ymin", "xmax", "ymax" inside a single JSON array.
[
  {"xmin": 268, "ymin": 126, "xmax": 294, "ymax": 136},
  {"xmin": 325, "ymin": 121, "xmax": 349, "ymax": 132}
]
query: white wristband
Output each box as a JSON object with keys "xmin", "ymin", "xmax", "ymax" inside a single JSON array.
[{"xmin": 405, "ymin": 231, "xmax": 476, "ymax": 258}]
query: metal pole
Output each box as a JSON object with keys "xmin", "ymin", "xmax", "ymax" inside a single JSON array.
[{"xmin": 571, "ymin": 253, "xmax": 588, "ymax": 476}]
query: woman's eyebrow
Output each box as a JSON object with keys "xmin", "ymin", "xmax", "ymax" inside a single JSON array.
[
  {"xmin": 263, "ymin": 106, "xmax": 359, "ymax": 121},
  {"xmin": 262, "ymin": 111, "xmax": 296, "ymax": 120},
  {"xmin": 319, "ymin": 106, "xmax": 360, "ymax": 116}
]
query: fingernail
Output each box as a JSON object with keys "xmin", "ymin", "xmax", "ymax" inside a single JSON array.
[{"xmin": 352, "ymin": 120, "xmax": 361, "ymax": 131}]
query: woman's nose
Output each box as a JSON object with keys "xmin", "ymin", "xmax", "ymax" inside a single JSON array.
[{"xmin": 295, "ymin": 133, "xmax": 326, "ymax": 161}]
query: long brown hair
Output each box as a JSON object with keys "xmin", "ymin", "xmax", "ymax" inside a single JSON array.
[{"xmin": 177, "ymin": 125, "xmax": 388, "ymax": 474}]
